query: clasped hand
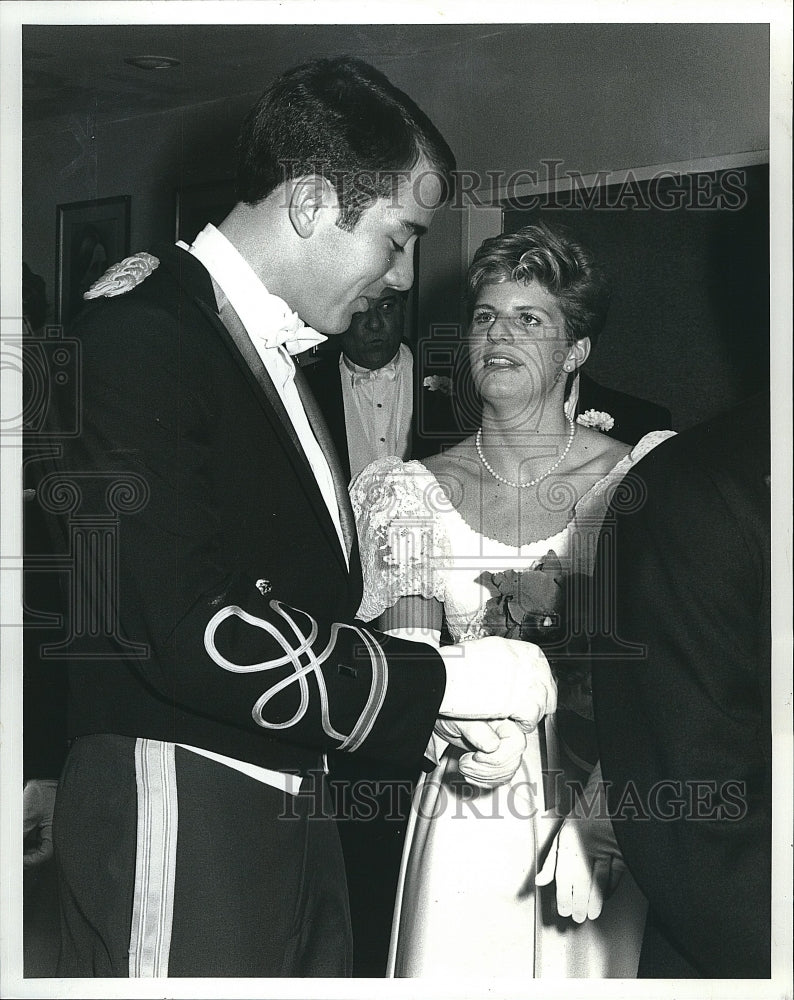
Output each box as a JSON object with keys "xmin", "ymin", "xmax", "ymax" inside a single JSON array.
[
  {"xmin": 434, "ymin": 717, "xmax": 527, "ymax": 788},
  {"xmin": 433, "ymin": 636, "xmax": 556, "ymax": 789},
  {"xmin": 23, "ymin": 779, "xmax": 58, "ymax": 869}
]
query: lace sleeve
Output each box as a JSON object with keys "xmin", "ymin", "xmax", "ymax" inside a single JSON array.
[
  {"xmin": 572, "ymin": 428, "xmax": 678, "ymax": 528},
  {"xmin": 350, "ymin": 457, "xmax": 451, "ymax": 623},
  {"xmin": 627, "ymin": 428, "xmax": 677, "ymax": 463}
]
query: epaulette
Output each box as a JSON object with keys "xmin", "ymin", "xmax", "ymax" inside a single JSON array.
[{"xmin": 83, "ymin": 251, "xmax": 160, "ymax": 300}]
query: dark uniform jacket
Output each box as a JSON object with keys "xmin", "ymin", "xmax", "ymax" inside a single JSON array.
[{"xmin": 35, "ymin": 244, "xmax": 445, "ymax": 777}]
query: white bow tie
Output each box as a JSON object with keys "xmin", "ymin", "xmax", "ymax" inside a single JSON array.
[
  {"xmin": 176, "ymin": 232, "xmax": 327, "ymax": 358},
  {"xmin": 349, "ymin": 358, "xmax": 398, "ymax": 385},
  {"xmin": 250, "ymin": 299, "xmax": 327, "ymax": 357}
]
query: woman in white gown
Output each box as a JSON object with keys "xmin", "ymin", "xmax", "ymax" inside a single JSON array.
[{"xmin": 350, "ymin": 223, "xmax": 674, "ymax": 978}]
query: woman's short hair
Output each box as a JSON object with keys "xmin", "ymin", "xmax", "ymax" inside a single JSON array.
[
  {"xmin": 465, "ymin": 222, "xmax": 611, "ymax": 346},
  {"xmin": 236, "ymin": 56, "xmax": 456, "ymax": 230}
]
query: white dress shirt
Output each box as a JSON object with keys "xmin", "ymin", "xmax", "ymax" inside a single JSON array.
[
  {"xmin": 340, "ymin": 342, "xmax": 414, "ymax": 480},
  {"xmin": 176, "ymin": 223, "xmax": 345, "ymax": 793},
  {"xmin": 184, "ymin": 224, "xmax": 346, "ymax": 559}
]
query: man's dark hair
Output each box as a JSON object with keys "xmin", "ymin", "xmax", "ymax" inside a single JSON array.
[{"xmin": 235, "ymin": 55, "xmax": 456, "ymax": 230}]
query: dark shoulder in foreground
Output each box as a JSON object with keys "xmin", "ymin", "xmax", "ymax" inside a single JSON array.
[
  {"xmin": 71, "ymin": 243, "xmax": 215, "ymax": 333},
  {"xmin": 632, "ymin": 393, "xmax": 769, "ymax": 482}
]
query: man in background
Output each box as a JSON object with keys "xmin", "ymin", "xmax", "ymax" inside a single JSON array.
[
  {"xmin": 306, "ymin": 289, "xmax": 413, "ymax": 480},
  {"xmin": 306, "ymin": 288, "xmax": 457, "ymax": 481}
]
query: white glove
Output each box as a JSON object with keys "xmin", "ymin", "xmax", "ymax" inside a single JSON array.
[
  {"xmin": 23, "ymin": 779, "xmax": 58, "ymax": 869},
  {"xmin": 427, "ymin": 717, "xmax": 499, "ymax": 767},
  {"xmin": 431, "ymin": 719, "xmax": 526, "ymax": 789},
  {"xmin": 433, "ymin": 717, "xmax": 500, "ymax": 753},
  {"xmin": 457, "ymin": 718, "xmax": 527, "ymax": 789},
  {"xmin": 535, "ymin": 763, "xmax": 626, "ymax": 921},
  {"xmin": 438, "ymin": 636, "xmax": 556, "ymax": 732}
]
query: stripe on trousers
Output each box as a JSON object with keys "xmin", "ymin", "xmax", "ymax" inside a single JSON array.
[{"xmin": 128, "ymin": 738, "xmax": 178, "ymax": 977}]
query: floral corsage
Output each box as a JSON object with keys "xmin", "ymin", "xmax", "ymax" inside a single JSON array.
[
  {"xmin": 478, "ymin": 561, "xmax": 594, "ymax": 719},
  {"xmin": 423, "ymin": 375, "xmax": 453, "ymax": 395},
  {"xmin": 576, "ymin": 409, "xmax": 615, "ymax": 433}
]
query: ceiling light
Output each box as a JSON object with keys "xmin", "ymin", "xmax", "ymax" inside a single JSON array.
[{"xmin": 125, "ymin": 55, "xmax": 181, "ymax": 71}]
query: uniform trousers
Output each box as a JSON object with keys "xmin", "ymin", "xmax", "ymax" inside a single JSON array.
[{"xmin": 54, "ymin": 734, "xmax": 351, "ymax": 977}]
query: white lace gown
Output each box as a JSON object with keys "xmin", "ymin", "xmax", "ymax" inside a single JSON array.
[{"xmin": 350, "ymin": 431, "xmax": 675, "ymax": 979}]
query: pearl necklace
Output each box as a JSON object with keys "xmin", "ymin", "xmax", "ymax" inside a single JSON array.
[{"xmin": 475, "ymin": 416, "xmax": 577, "ymax": 489}]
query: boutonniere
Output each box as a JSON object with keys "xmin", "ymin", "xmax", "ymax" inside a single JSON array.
[
  {"xmin": 83, "ymin": 252, "xmax": 160, "ymax": 300},
  {"xmin": 576, "ymin": 409, "xmax": 615, "ymax": 433},
  {"xmin": 423, "ymin": 375, "xmax": 452, "ymax": 396}
]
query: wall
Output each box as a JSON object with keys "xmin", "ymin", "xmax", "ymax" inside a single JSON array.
[
  {"xmin": 503, "ymin": 164, "xmax": 770, "ymax": 428},
  {"xmin": 23, "ymin": 93, "xmax": 253, "ymax": 304},
  {"xmin": 381, "ymin": 23, "xmax": 771, "ymax": 429}
]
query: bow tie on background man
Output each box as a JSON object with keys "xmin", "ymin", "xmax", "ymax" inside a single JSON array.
[{"xmin": 349, "ymin": 358, "xmax": 399, "ymax": 386}]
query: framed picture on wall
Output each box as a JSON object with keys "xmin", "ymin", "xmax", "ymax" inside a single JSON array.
[
  {"xmin": 174, "ymin": 178, "xmax": 236, "ymax": 244},
  {"xmin": 55, "ymin": 195, "xmax": 131, "ymax": 326}
]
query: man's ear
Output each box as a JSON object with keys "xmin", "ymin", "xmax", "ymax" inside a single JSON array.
[
  {"xmin": 570, "ymin": 337, "xmax": 591, "ymax": 369},
  {"xmin": 288, "ymin": 175, "xmax": 338, "ymax": 239}
]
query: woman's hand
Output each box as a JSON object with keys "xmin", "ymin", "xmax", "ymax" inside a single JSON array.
[
  {"xmin": 535, "ymin": 763, "xmax": 626, "ymax": 921},
  {"xmin": 535, "ymin": 817, "xmax": 626, "ymax": 921}
]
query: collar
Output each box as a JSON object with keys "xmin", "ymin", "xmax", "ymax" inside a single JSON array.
[
  {"xmin": 179, "ymin": 224, "xmax": 327, "ymax": 358},
  {"xmin": 340, "ymin": 347, "xmax": 403, "ymax": 387}
]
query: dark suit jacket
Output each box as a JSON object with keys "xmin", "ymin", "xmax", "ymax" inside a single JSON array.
[
  {"xmin": 576, "ymin": 371, "xmax": 672, "ymax": 444},
  {"xmin": 591, "ymin": 392, "xmax": 771, "ymax": 978},
  {"xmin": 36, "ymin": 244, "xmax": 445, "ymax": 775}
]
